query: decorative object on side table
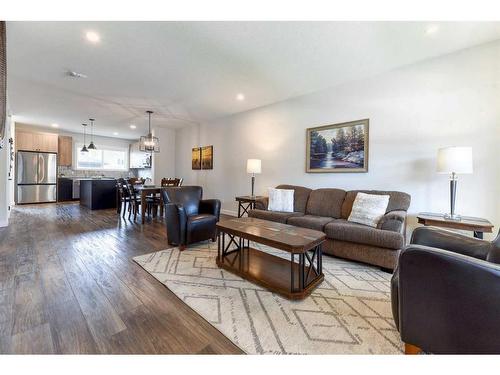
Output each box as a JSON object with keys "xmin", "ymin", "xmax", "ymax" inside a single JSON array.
[
  {"xmin": 417, "ymin": 212, "xmax": 493, "ymax": 239},
  {"xmin": 201, "ymin": 145, "xmax": 213, "ymax": 169},
  {"xmin": 306, "ymin": 119, "xmax": 368, "ymax": 173},
  {"xmin": 192, "ymin": 147, "xmax": 201, "ymax": 169},
  {"xmin": 235, "ymin": 195, "xmax": 265, "ymax": 218},
  {"xmin": 246, "ymin": 158, "xmax": 261, "ymax": 197},
  {"xmin": 437, "ymin": 146, "xmax": 473, "ymax": 221}
]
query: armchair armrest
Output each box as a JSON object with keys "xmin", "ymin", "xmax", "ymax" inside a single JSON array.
[
  {"xmin": 164, "ymin": 203, "xmax": 187, "ymax": 245},
  {"xmin": 378, "ymin": 210, "xmax": 406, "ymax": 234},
  {"xmin": 411, "ymin": 226, "xmax": 491, "ymax": 260},
  {"xmin": 254, "ymin": 197, "xmax": 269, "ymax": 210},
  {"xmin": 199, "ymin": 199, "xmax": 221, "ymax": 221},
  {"xmin": 397, "ymin": 245, "xmax": 500, "ymax": 353}
]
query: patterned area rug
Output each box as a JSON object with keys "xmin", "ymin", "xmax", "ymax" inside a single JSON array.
[{"xmin": 133, "ymin": 239, "xmax": 402, "ymax": 354}]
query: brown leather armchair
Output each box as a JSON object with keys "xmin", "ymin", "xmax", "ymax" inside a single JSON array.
[
  {"xmin": 391, "ymin": 226, "xmax": 500, "ymax": 354},
  {"xmin": 162, "ymin": 186, "xmax": 221, "ymax": 250}
]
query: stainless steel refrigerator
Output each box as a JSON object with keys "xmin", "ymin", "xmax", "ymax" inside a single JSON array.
[{"xmin": 16, "ymin": 151, "xmax": 57, "ymax": 204}]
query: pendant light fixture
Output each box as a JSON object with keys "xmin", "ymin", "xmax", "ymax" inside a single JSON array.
[
  {"xmin": 81, "ymin": 123, "xmax": 89, "ymax": 152},
  {"xmin": 139, "ymin": 110, "xmax": 160, "ymax": 152},
  {"xmin": 88, "ymin": 118, "xmax": 96, "ymax": 150}
]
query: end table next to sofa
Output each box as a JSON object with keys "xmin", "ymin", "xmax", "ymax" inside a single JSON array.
[
  {"xmin": 235, "ymin": 195, "xmax": 265, "ymax": 218},
  {"xmin": 417, "ymin": 212, "xmax": 493, "ymax": 239}
]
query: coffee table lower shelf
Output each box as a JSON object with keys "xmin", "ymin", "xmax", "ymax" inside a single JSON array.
[{"xmin": 216, "ymin": 247, "xmax": 324, "ymax": 300}]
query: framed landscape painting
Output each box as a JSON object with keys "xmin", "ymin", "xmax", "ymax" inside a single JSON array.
[
  {"xmin": 192, "ymin": 147, "xmax": 201, "ymax": 170},
  {"xmin": 306, "ymin": 119, "xmax": 369, "ymax": 173},
  {"xmin": 201, "ymin": 145, "xmax": 213, "ymax": 170}
]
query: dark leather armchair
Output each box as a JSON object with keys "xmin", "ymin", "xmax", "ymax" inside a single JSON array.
[
  {"xmin": 391, "ymin": 226, "xmax": 500, "ymax": 354},
  {"xmin": 161, "ymin": 186, "xmax": 221, "ymax": 250}
]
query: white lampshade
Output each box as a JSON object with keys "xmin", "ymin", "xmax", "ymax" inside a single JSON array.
[
  {"xmin": 246, "ymin": 159, "xmax": 262, "ymax": 174},
  {"xmin": 437, "ymin": 147, "xmax": 473, "ymax": 174}
]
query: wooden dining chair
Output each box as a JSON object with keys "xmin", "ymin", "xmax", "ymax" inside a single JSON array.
[
  {"xmin": 116, "ymin": 179, "xmax": 132, "ymax": 218},
  {"xmin": 126, "ymin": 183, "xmax": 161, "ymax": 220},
  {"xmin": 161, "ymin": 177, "xmax": 182, "ymax": 187}
]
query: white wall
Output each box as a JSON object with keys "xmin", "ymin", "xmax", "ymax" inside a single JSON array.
[
  {"xmin": 152, "ymin": 127, "xmax": 176, "ymax": 184},
  {"xmin": 0, "ymin": 109, "xmax": 14, "ymax": 227},
  {"xmin": 176, "ymin": 40, "xmax": 500, "ymax": 240}
]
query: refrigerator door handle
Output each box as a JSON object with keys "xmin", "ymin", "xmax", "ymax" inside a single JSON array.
[{"xmin": 38, "ymin": 153, "xmax": 45, "ymax": 183}]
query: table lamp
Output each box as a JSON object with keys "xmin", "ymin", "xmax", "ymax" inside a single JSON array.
[
  {"xmin": 437, "ymin": 146, "xmax": 473, "ymax": 221},
  {"xmin": 246, "ymin": 159, "xmax": 261, "ymax": 197}
]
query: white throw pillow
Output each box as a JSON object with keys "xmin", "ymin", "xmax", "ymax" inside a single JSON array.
[
  {"xmin": 348, "ymin": 192, "xmax": 390, "ymax": 228},
  {"xmin": 268, "ymin": 188, "xmax": 294, "ymax": 213}
]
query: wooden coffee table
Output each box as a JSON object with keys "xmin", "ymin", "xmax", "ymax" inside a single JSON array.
[{"xmin": 216, "ymin": 217, "xmax": 326, "ymax": 300}]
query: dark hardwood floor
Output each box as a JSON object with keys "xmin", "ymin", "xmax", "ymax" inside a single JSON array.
[{"xmin": 0, "ymin": 202, "xmax": 242, "ymax": 354}]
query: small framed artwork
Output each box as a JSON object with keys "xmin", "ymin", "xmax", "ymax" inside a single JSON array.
[
  {"xmin": 201, "ymin": 145, "xmax": 213, "ymax": 170},
  {"xmin": 306, "ymin": 119, "xmax": 369, "ymax": 173},
  {"xmin": 192, "ymin": 147, "xmax": 201, "ymax": 170}
]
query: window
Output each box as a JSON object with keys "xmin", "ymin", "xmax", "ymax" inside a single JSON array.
[{"xmin": 75, "ymin": 144, "xmax": 128, "ymax": 171}]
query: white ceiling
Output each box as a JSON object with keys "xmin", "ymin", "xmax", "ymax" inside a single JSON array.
[{"xmin": 7, "ymin": 21, "xmax": 500, "ymax": 140}]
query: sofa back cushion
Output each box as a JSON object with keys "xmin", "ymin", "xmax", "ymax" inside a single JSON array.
[
  {"xmin": 305, "ymin": 188, "xmax": 347, "ymax": 218},
  {"xmin": 276, "ymin": 184, "xmax": 312, "ymax": 213},
  {"xmin": 341, "ymin": 190, "xmax": 411, "ymax": 219}
]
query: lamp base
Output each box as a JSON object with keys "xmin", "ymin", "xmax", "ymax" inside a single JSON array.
[{"xmin": 444, "ymin": 213, "xmax": 462, "ymax": 221}]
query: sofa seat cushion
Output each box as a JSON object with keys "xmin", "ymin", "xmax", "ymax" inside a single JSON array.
[
  {"xmin": 324, "ymin": 219, "xmax": 404, "ymax": 250},
  {"xmin": 287, "ymin": 215, "xmax": 335, "ymax": 231},
  {"xmin": 248, "ymin": 209, "xmax": 303, "ymax": 224}
]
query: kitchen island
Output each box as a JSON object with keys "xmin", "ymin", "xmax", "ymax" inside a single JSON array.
[{"xmin": 79, "ymin": 178, "xmax": 117, "ymax": 210}]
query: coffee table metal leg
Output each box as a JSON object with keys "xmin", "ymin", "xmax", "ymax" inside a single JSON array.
[{"xmin": 291, "ymin": 253, "xmax": 295, "ymax": 293}]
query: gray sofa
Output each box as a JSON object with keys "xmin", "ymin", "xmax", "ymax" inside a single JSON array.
[{"xmin": 248, "ymin": 184, "xmax": 411, "ymax": 270}]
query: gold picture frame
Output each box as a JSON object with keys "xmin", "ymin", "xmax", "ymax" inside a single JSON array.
[
  {"xmin": 192, "ymin": 147, "xmax": 201, "ymax": 170},
  {"xmin": 201, "ymin": 145, "xmax": 213, "ymax": 170},
  {"xmin": 306, "ymin": 119, "xmax": 369, "ymax": 173}
]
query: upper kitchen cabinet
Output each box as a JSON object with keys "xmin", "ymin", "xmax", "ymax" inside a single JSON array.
[
  {"xmin": 129, "ymin": 141, "xmax": 152, "ymax": 168},
  {"xmin": 58, "ymin": 135, "xmax": 73, "ymax": 166},
  {"xmin": 16, "ymin": 130, "xmax": 58, "ymax": 153}
]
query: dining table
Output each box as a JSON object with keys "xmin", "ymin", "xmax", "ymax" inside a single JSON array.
[{"xmin": 134, "ymin": 185, "xmax": 164, "ymax": 224}]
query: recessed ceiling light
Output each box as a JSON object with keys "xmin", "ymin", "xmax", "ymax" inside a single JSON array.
[
  {"xmin": 130, "ymin": 124, "xmax": 136, "ymax": 129},
  {"xmin": 236, "ymin": 93, "xmax": 245, "ymax": 101},
  {"xmin": 85, "ymin": 31, "xmax": 100, "ymax": 43},
  {"xmin": 425, "ymin": 25, "xmax": 439, "ymax": 35},
  {"xmin": 113, "ymin": 132, "xmax": 119, "ymax": 136},
  {"xmin": 51, "ymin": 123, "xmax": 59, "ymax": 128}
]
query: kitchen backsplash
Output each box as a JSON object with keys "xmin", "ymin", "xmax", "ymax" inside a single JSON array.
[{"xmin": 57, "ymin": 166, "xmax": 134, "ymax": 178}]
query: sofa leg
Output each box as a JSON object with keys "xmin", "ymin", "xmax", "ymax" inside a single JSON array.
[
  {"xmin": 179, "ymin": 245, "xmax": 186, "ymax": 251},
  {"xmin": 211, "ymin": 237, "xmax": 216, "ymax": 242},
  {"xmin": 404, "ymin": 343, "xmax": 422, "ymax": 354}
]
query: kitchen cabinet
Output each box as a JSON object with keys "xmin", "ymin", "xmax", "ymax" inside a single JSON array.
[
  {"xmin": 58, "ymin": 136, "xmax": 73, "ymax": 166},
  {"xmin": 16, "ymin": 130, "xmax": 58, "ymax": 153},
  {"xmin": 80, "ymin": 179, "xmax": 117, "ymax": 210},
  {"xmin": 57, "ymin": 178, "xmax": 73, "ymax": 202},
  {"xmin": 129, "ymin": 141, "xmax": 152, "ymax": 168}
]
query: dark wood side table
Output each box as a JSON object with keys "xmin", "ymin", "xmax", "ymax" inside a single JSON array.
[
  {"xmin": 417, "ymin": 212, "xmax": 494, "ymax": 239},
  {"xmin": 235, "ymin": 195, "xmax": 265, "ymax": 218}
]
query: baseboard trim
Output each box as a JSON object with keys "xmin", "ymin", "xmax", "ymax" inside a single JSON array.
[{"xmin": 221, "ymin": 209, "xmax": 238, "ymax": 217}]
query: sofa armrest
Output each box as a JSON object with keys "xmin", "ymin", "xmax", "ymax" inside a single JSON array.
[
  {"xmin": 164, "ymin": 203, "xmax": 187, "ymax": 245},
  {"xmin": 378, "ymin": 210, "xmax": 406, "ymax": 234},
  {"xmin": 411, "ymin": 226, "xmax": 491, "ymax": 260},
  {"xmin": 396, "ymin": 245, "xmax": 500, "ymax": 353},
  {"xmin": 254, "ymin": 196, "xmax": 269, "ymax": 210},
  {"xmin": 199, "ymin": 199, "xmax": 221, "ymax": 221}
]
